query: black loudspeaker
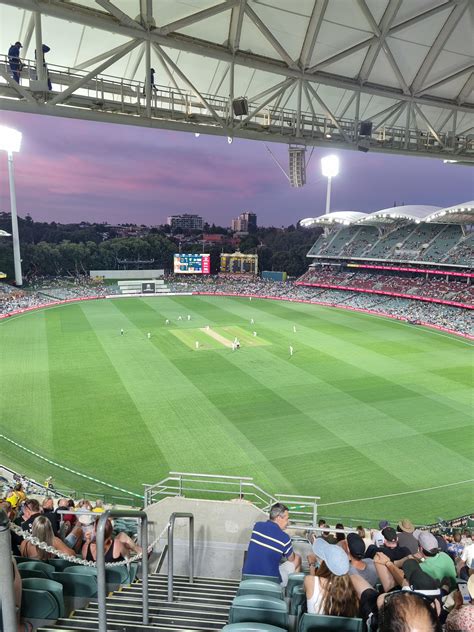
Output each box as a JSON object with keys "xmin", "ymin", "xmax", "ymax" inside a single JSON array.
[
  {"xmin": 359, "ymin": 120, "xmax": 373, "ymax": 136},
  {"xmin": 232, "ymin": 97, "xmax": 248, "ymax": 116},
  {"xmin": 357, "ymin": 138, "xmax": 370, "ymax": 153}
]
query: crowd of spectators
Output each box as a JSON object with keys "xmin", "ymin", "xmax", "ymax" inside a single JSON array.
[
  {"xmin": 1, "ymin": 273, "xmax": 472, "ymax": 336},
  {"xmin": 0, "ymin": 277, "xmax": 107, "ymax": 315},
  {"xmin": 298, "ymin": 269, "xmax": 474, "ymax": 307},
  {"xmin": 245, "ymin": 504, "xmax": 474, "ymax": 631},
  {"xmin": 307, "ymin": 222, "xmax": 472, "ymax": 266},
  {"xmin": 1, "ymin": 477, "xmax": 142, "ymax": 630}
]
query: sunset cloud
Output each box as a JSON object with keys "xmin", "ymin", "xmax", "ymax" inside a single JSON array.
[{"xmin": 0, "ymin": 110, "xmax": 472, "ymax": 226}]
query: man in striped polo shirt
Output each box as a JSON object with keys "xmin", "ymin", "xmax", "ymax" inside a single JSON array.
[{"xmin": 243, "ymin": 503, "xmax": 301, "ymax": 586}]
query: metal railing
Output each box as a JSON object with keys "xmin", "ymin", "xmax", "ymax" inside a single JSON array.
[
  {"xmin": 144, "ymin": 471, "xmax": 320, "ymax": 527},
  {"xmin": 1, "ymin": 55, "xmax": 471, "ymax": 158},
  {"xmin": 144, "ymin": 471, "xmax": 277, "ymax": 511},
  {"xmin": 96, "ymin": 509, "xmax": 149, "ymax": 632},
  {"xmin": 0, "ymin": 510, "xmax": 17, "ymax": 632},
  {"xmin": 167, "ymin": 512, "xmax": 194, "ymax": 602}
]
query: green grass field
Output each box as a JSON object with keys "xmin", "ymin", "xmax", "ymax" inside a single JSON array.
[{"xmin": 1, "ymin": 295, "xmax": 472, "ymax": 524}]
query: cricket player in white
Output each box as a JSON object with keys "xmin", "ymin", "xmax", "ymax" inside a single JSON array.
[
  {"xmin": 147, "ymin": 332, "xmax": 151, "ymax": 339},
  {"xmin": 120, "ymin": 329, "xmax": 124, "ymax": 336},
  {"xmin": 289, "ymin": 345, "xmax": 294, "ymax": 356},
  {"xmin": 195, "ymin": 341, "xmax": 199, "ymax": 349}
]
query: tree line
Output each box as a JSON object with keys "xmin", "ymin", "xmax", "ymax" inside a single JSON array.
[{"xmin": 0, "ymin": 214, "xmax": 322, "ymax": 281}]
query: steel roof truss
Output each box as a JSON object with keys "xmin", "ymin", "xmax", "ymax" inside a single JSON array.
[
  {"xmin": 5, "ymin": 0, "xmax": 473, "ymax": 116},
  {"xmin": 129, "ymin": 45, "xmax": 145, "ymax": 81},
  {"xmin": 306, "ymin": 82, "xmax": 351, "ymax": 143},
  {"xmin": 418, "ymin": 65, "xmax": 474, "ymax": 96},
  {"xmin": 154, "ymin": 44, "xmax": 224, "ymax": 127},
  {"xmin": 244, "ymin": 4, "xmax": 298, "ymax": 70},
  {"xmin": 299, "ymin": 0, "xmax": 328, "ymax": 70},
  {"xmin": 234, "ymin": 79, "xmax": 294, "ymax": 130},
  {"xmin": 74, "ymin": 40, "xmax": 141, "ymax": 72},
  {"xmin": 49, "ymin": 38, "xmax": 141, "ymax": 106},
  {"xmin": 457, "ymin": 73, "xmax": 474, "ymax": 106},
  {"xmin": 357, "ymin": 0, "xmax": 404, "ymax": 88},
  {"xmin": 228, "ymin": 0, "xmax": 247, "ymax": 52},
  {"xmin": 371, "ymin": 100, "xmax": 405, "ymax": 132},
  {"xmin": 410, "ymin": 0, "xmax": 469, "ymax": 94},
  {"xmin": 95, "ymin": 0, "xmax": 145, "ymax": 31},
  {"xmin": 151, "ymin": 43, "xmax": 184, "ymax": 95},
  {"xmin": 158, "ymin": 0, "xmax": 239, "ymax": 37},
  {"xmin": 413, "ymin": 104, "xmax": 446, "ymax": 148},
  {"xmin": 0, "ymin": 67, "xmax": 36, "ymax": 103}
]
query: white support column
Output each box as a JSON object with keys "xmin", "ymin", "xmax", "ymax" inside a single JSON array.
[
  {"xmin": 7, "ymin": 151, "xmax": 23, "ymax": 286},
  {"xmin": 296, "ymin": 79, "xmax": 303, "ymax": 137},
  {"xmin": 325, "ymin": 176, "xmax": 332, "ymax": 215},
  {"xmin": 34, "ymin": 11, "xmax": 46, "ymax": 84},
  {"xmin": 145, "ymin": 38, "xmax": 151, "ymax": 117}
]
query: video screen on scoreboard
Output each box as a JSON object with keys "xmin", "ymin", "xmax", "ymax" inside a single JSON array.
[
  {"xmin": 220, "ymin": 253, "xmax": 258, "ymax": 274},
  {"xmin": 174, "ymin": 253, "xmax": 210, "ymax": 274}
]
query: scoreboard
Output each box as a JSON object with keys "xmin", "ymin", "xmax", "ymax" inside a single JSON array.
[
  {"xmin": 220, "ymin": 252, "xmax": 258, "ymax": 274},
  {"xmin": 174, "ymin": 253, "xmax": 210, "ymax": 274}
]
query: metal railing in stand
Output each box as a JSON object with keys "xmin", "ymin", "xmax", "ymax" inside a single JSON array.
[
  {"xmin": 0, "ymin": 509, "xmax": 17, "ymax": 632},
  {"xmin": 168, "ymin": 512, "xmax": 194, "ymax": 602},
  {"xmin": 96, "ymin": 509, "xmax": 149, "ymax": 632}
]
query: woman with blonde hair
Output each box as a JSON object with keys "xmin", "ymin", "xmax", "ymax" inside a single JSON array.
[
  {"xmin": 20, "ymin": 515, "xmax": 76, "ymax": 560},
  {"xmin": 304, "ymin": 537, "xmax": 359, "ymax": 618}
]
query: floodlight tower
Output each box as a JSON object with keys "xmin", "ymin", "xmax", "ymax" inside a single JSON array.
[
  {"xmin": 0, "ymin": 126, "xmax": 23, "ymax": 285},
  {"xmin": 321, "ymin": 155, "xmax": 339, "ymax": 215}
]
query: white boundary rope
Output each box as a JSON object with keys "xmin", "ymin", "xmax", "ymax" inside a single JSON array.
[
  {"xmin": 0, "ymin": 434, "xmax": 143, "ymax": 499},
  {"xmin": 318, "ymin": 478, "xmax": 474, "ymax": 507},
  {"xmin": 10, "ymin": 522, "xmax": 170, "ymax": 568}
]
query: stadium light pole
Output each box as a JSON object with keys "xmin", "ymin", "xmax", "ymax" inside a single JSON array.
[
  {"xmin": 321, "ymin": 155, "xmax": 339, "ymax": 215},
  {"xmin": 0, "ymin": 126, "xmax": 23, "ymax": 286}
]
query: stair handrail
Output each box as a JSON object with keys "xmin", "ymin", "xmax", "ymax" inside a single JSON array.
[
  {"xmin": 96, "ymin": 508, "xmax": 149, "ymax": 632},
  {"xmin": 0, "ymin": 510, "xmax": 17, "ymax": 632},
  {"xmin": 168, "ymin": 512, "xmax": 194, "ymax": 602}
]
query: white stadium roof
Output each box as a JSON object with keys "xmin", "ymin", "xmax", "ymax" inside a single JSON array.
[
  {"xmin": 0, "ymin": 0, "xmax": 473, "ymax": 165},
  {"xmin": 356, "ymin": 204, "xmax": 441, "ymax": 225},
  {"xmin": 300, "ymin": 211, "xmax": 368, "ymax": 227},
  {"xmin": 425, "ymin": 200, "xmax": 474, "ymax": 223}
]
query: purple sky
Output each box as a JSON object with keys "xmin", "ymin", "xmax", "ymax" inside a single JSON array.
[{"xmin": 0, "ymin": 110, "xmax": 472, "ymax": 227}]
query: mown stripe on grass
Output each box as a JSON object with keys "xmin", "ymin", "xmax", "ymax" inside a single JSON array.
[
  {"xmin": 97, "ymin": 298, "xmax": 294, "ymax": 492},
  {"xmin": 44, "ymin": 303, "xmax": 166, "ymax": 491},
  {"xmin": 0, "ymin": 310, "xmax": 53, "ymax": 448}
]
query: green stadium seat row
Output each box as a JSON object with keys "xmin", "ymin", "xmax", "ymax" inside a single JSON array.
[{"xmin": 230, "ymin": 574, "xmax": 364, "ymax": 632}]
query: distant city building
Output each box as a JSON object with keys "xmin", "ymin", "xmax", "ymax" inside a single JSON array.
[
  {"xmin": 167, "ymin": 213, "xmax": 203, "ymax": 230},
  {"xmin": 231, "ymin": 212, "xmax": 257, "ymax": 233},
  {"xmin": 202, "ymin": 233, "xmax": 240, "ymax": 248}
]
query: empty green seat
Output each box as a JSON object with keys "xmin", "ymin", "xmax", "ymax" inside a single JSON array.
[
  {"xmin": 48, "ymin": 558, "xmax": 81, "ymax": 572},
  {"xmin": 17, "ymin": 560, "xmax": 54, "ymax": 580},
  {"xmin": 52, "ymin": 571, "xmax": 98, "ymax": 598},
  {"xmin": 18, "ymin": 568, "xmax": 48, "ymax": 580},
  {"xmin": 21, "ymin": 578, "xmax": 65, "ymax": 618},
  {"xmin": 298, "ymin": 613, "xmax": 364, "ymax": 632},
  {"xmin": 222, "ymin": 625, "xmax": 287, "ymax": 632},
  {"xmin": 229, "ymin": 595, "xmax": 288, "ymax": 628},
  {"xmin": 238, "ymin": 579, "xmax": 284, "ymax": 600},
  {"xmin": 289, "ymin": 585, "xmax": 306, "ymax": 616},
  {"xmin": 21, "ymin": 589, "xmax": 60, "ymax": 620},
  {"xmin": 242, "ymin": 574, "xmax": 281, "ymax": 584},
  {"xmin": 286, "ymin": 573, "xmax": 305, "ymax": 597}
]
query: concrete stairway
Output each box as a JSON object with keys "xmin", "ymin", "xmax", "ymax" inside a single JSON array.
[{"xmin": 38, "ymin": 574, "xmax": 240, "ymax": 631}]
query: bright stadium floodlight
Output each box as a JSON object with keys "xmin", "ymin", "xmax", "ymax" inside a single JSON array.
[
  {"xmin": 321, "ymin": 155, "xmax": 339, "ymax": 215},
  {"xmin": 0, "ymin": 125, "xmax": 23, "ymax": 285}
]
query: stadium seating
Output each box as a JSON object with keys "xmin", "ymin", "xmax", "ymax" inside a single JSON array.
[
  {"xmin": 237, "ymin": 578, "xmax": 284, "ymax": 599},
  {"xmin": 223, "ymin": 625, "xmax": 287, "ymax": 631},
  {"xmin": 21, "ymin": 577, "xmax": 65, "ymax": 618},
  {"xmin": 228, "ymin": 595, "xmax": 289, "ymax": 627},
  {"xmin": 17, "ymin": 560, "xmax": 54, "ymax": 580},
  {"xmin": 298, "ymin": 613, "xmax": 364, "ymax": 632}
]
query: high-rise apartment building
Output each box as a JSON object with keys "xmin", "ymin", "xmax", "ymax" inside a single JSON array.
[
  {"xmin": 167, "ymin": 214, "xmax": 203, "ymax": 230},
  {"xmin": 231, "ymin": 212, "xmax": 257, "ymax": 233}
]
